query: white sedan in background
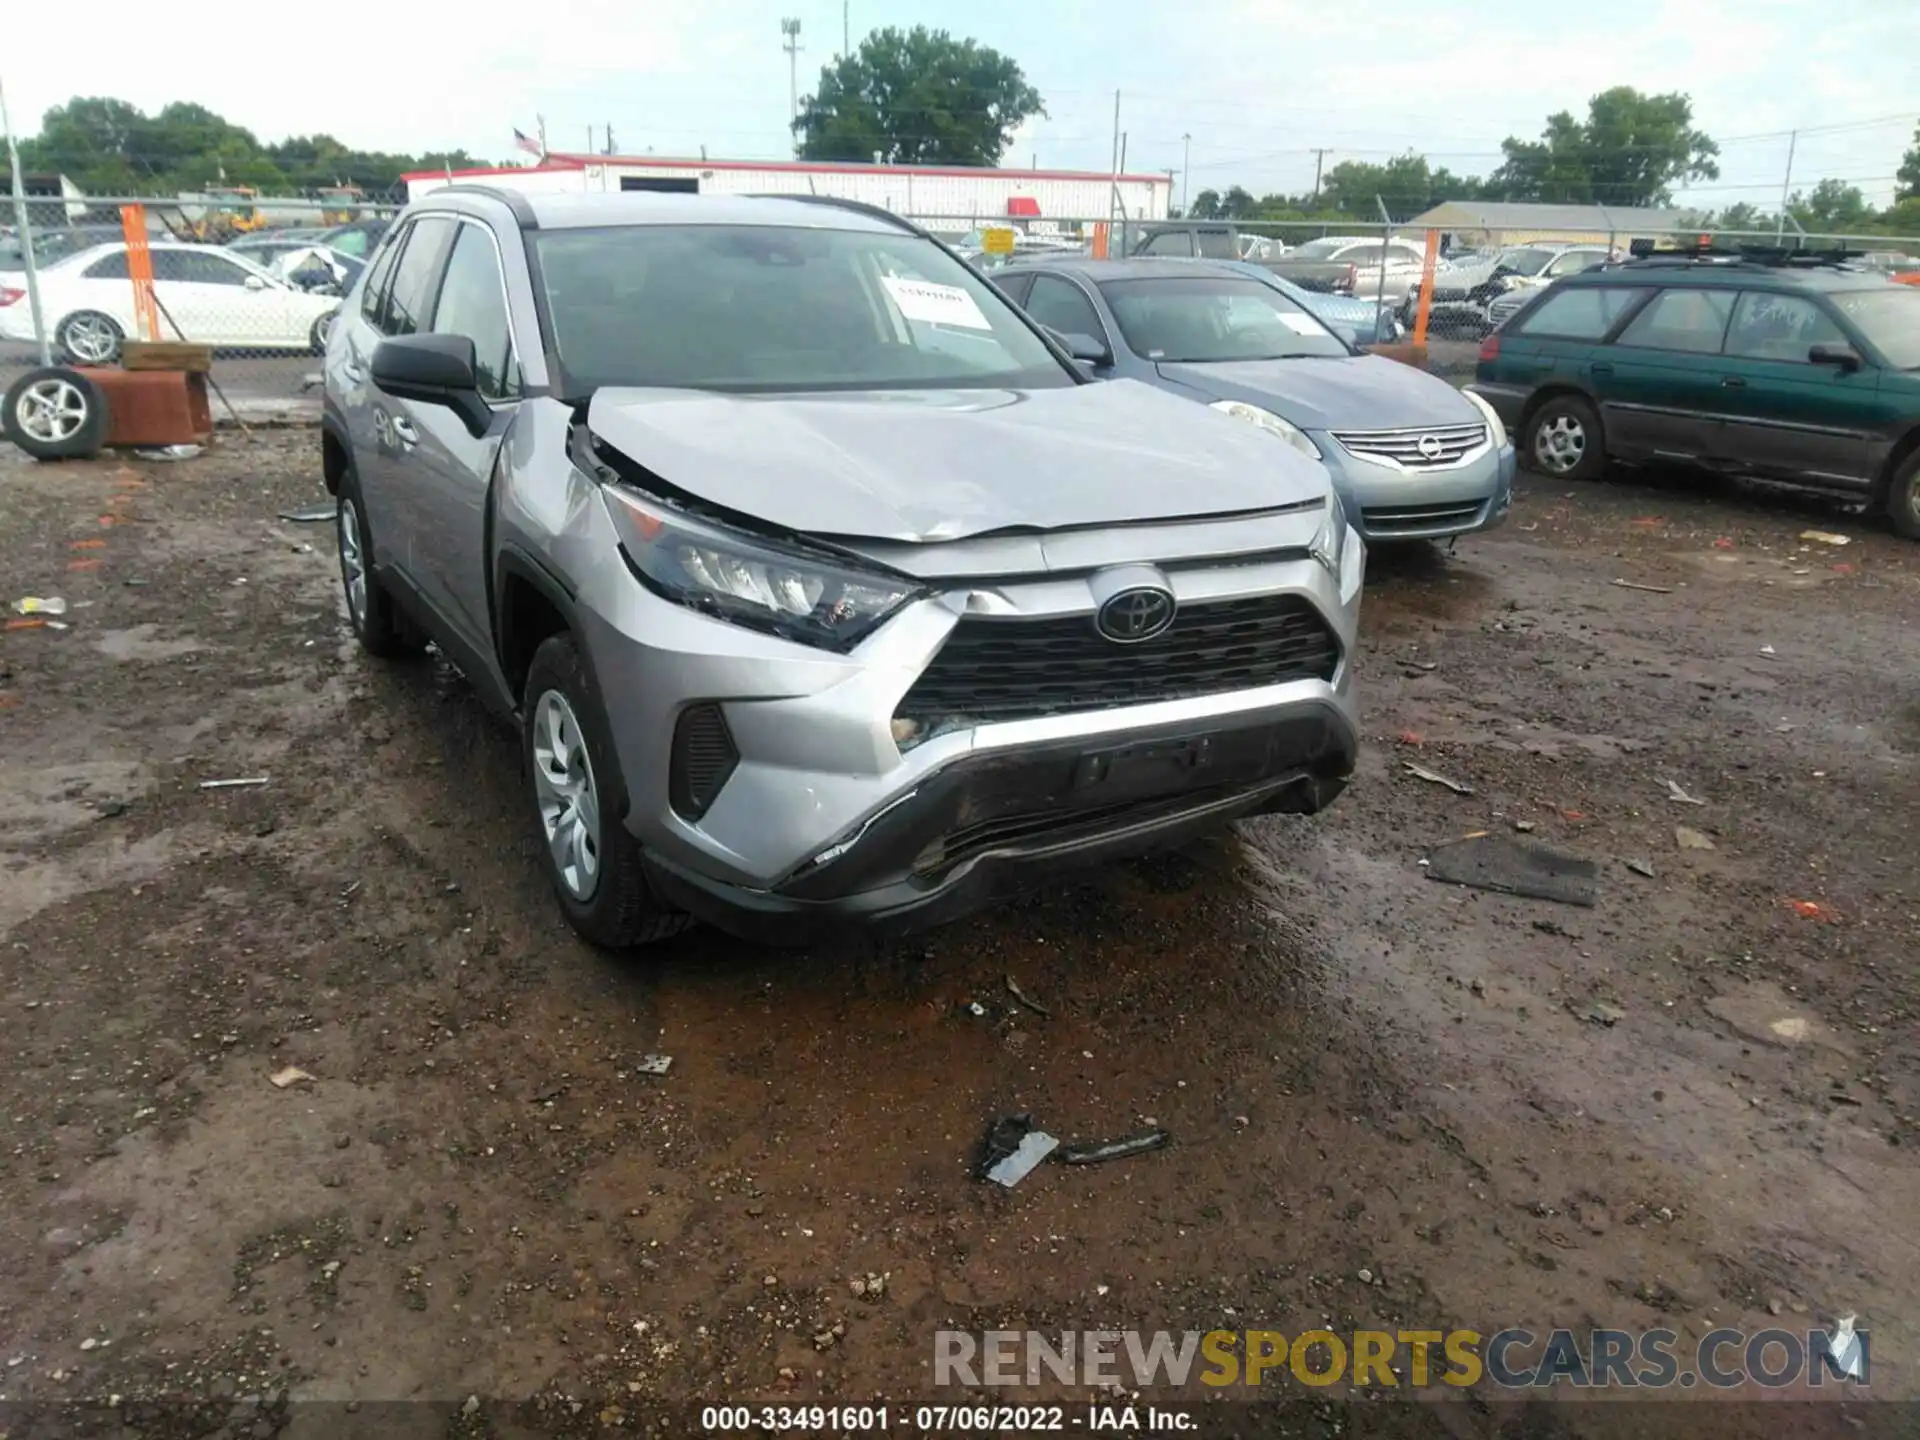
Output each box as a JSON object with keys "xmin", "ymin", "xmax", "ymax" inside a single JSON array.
[{"xmin": 0, "ymin": 242, "xmax": 341, "ymax": 364}]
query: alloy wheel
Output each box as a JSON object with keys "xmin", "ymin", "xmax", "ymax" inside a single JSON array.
[
  {"xmin": 1534, "ymin": 413, "xmax": 1586, "ymax": 475},
  {"xmin": 13, "ymin": 377, "xmax": 89, "ymax": 444},
  {"xmin": 338, "ymin": 498, "xmax": 369, "ymax": 631},
  {"xmin": 531, "ymin": 690, "xmax": 602, "ymax": 903},
  {"xmin": 62, "ymin": 315, "xmax": 119, "ymax": 364}
]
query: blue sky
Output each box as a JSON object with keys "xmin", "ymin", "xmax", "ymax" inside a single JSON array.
[{"xmin": 13, "ymin": 0, "xmax": 1919, "ymax": 209}]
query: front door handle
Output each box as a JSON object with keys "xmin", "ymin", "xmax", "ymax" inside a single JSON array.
[
  {"xmin": 1722, "ymin": 376, "xmax": 1747, "ymax": 389},
  {"xmin": 342, "ymin": 361, "xmax": 364, "ymax": 384},
  {"xmin": 1590, "ymin": 363, "xmax": 1614, "ymax": 377},
  {"xmin": 390, "ymin": 415, "xmax": 419, "ymax": 448}
]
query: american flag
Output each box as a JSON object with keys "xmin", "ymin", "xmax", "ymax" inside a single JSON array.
[{"xmin": 514, "ymin": 128, "xmax": 543, "ymax": 157}]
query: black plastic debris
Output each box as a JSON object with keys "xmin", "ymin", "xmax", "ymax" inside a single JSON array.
[
  {"xmin": 1056, "ymin": 1129, "xmax": 1171, "ymax": 1166},
  {"xmin": 1426, "ymin": 834, "xmax": 1598, "ymax": 906}
]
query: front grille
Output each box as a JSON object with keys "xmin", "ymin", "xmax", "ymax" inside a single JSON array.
[
  {"xmin": 1488, "ymin": 293, "xmax": 1528, "ymax": 325},
  {"xmin": 669, "ymin": 703, "xmax": 738, "ymax": 819},
  {"xmin": 895, "ymin": 594, "xmax": 1341, "ymax": 725},
  {"xmin": 1362, "ymin": 500, "xmax": 1486, "ymax": 534},
  {"xmin": 1331, "ymin": 422, "xmax": 1487, "ymax": 469}
]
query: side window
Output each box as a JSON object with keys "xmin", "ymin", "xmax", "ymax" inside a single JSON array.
[
  {"xmin": 1545, "ymin": 251, "xmax": 1600, "ymax": 278},
  {"xmin": 85, "ymin": 251, "xmax": 130, "ymax": 280},
  {"xmin": 1024, "ymin": 276, "xmax": 1105, "ymax": 343},
  {"xmin": 992, "ymin": 273, "xmax": 1035, "ymax": 307},
  {"xmin": 1387, "ymin": 244, "xmax": 1423, "ymax": 265},
  {"xmin": 162, "ymin": 251, "xmax": 252, "ymax": 286},
  {"xmin": 1341, "ymin": 245, "xmax": 1383, "ymax": 266},
  {"xmin": 1193, "ymin": 231, "xmax": 1238, "ymax": 260},
  {"xmin": 1514, "ymin": 286, "xmax": 1651, "ymax": 340},
  {"xmin": 1723, "ymin": 291, "xmax": 1846, "ymax": 363},
  {"xmin": 359, "ymin": 225, "xmax": 407, "ymax": 329},
  {"xmin": 382, "ymin": 217, "xmax": 456, "ymax": 338},
  {"xmin": 1616, "ymin": 287, "xmax": 1735, "ymax": 354},
  {"xmin": 430, "ymin": 223, "xmax": 519, "ymax": 400},
  {"xmin": 1139, "ymin": 232, "xmax": 1195, "ymax": 257}
]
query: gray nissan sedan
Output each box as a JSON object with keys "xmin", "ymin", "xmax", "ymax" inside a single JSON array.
[{"xmin": 994, "ymin": 258, "xmax": 1517, "ymax": 543}]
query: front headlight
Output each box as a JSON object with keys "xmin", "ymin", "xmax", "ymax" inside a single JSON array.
[
  {"xmin": 602, "ymin": 486, "xmax": 923, "ymax": 651},
  {"xmin": 1209, "ymin": 400, "xmax": 1322, "ymax": 459},
  {"xmin": 1309, "ymin": 498, "xmax": 1365, "ymax": 604},
  {"xmin": 1460, "ymin": 387, "xmax": 1508, "ymax": 449}
]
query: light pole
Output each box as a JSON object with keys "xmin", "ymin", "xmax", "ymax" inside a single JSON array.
[
  {"xmin": 1181, "ymin": 132, "xmax": 1191, "ymax": 216},
  {"xmin": 781, "ymin": 18, "xmax": 803, "ymax": 133}
]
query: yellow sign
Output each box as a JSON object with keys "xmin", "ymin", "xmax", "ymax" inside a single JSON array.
[{"xmin": 981, "ymin": 227, "xmax": 1017, "ymax": 255}]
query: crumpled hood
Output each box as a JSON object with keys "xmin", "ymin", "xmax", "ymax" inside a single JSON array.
[
  {"xmin": 1154, "ymin": 354, "xmax": 1477, "ymax": 432},
  {"xmin": 585, "ymin": 380, "xmax": 1330, "ymax": 543}
]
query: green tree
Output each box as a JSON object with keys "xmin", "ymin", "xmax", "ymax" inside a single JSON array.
[
  {"xmin": 1187, "ymin": 188, "xmax": 1222, "ymax": 220},
  {"xmin": 1709, "ymin": 200, "xmax": 1765, "ymax": 233},
  {"xmin": 793, "ymin": 26, "xmax": 1043, "ymax": 166},
  {"xmin": 1315, "ymin": 152, "xmax": 1482, "ymax": 219},
  {"xmin": 1489, "ymin": 87, "xmax": 1718, "ymax": 205},
  {"xmin": 1789, "ymin": 178, "xmax": 1873, "ymax": 233},
  {"xmin": 1880, "ymin": 196, "xmax": 1920, "ymax": 236},
  {"xmin": 1896, "ymin": 123, "xmax": 1920, "ymax": 202}
]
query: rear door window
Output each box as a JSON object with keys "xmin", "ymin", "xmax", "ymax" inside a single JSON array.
[
  {"xmin": 1615, "ymin": 287, "xmax": 1735, "ymax": 353},
  {"xmin": 1515, "ymin": 286, "xmax": 1651, "ymax": 340}
]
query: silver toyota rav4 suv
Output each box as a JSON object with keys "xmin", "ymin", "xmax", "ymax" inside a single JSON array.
[{"xmin": 321, "ymin": 188, "xmax": 1364, "ymax": 946}]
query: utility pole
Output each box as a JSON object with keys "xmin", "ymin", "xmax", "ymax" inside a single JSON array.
[
  {"xmin": 781, "ymin": 18, "xmax": 804, "ymax": 133},
  {"xmin": 1776, "ymin": 129, "xmax": 1797, "ymax": 241},
  {"xmin": 1181, "ymin": 132, "xmax": 1192, "ymax": 216},
  {"xmin": 605, "ymin": 124, "xmax": 616, "ymax": 156},
  {"xmin": 536, "ymin": 114, "xmax": 548, "ymax": 159},
  {"xmin": 0, "ymin": 76, "xmax": 50, "ymax": 366},
  {"xmin": 1311, "ymin": 147, "xmax": 1330, "ymax": 206}
]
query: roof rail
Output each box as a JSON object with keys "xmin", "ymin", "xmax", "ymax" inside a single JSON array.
[
  {"xmin": 426, "ymin": 183, "xmax": 540, "ymax": 229},
  {"xmin": 740, "ymin": 192, "xmax": 925, "ymax": 238},
  {"xmin": 1623, "ymin": 236, "xmax": 1869, "ymax": 268}
]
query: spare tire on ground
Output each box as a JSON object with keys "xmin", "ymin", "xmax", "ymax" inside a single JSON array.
[{"xmin": 2, "ymin": 367, "xmax": 110, "ymax": 460}]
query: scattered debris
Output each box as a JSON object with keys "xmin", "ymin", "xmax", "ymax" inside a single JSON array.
[
  {"xmin": 1799, "ymin": 530, "xmax": 1850, "ymax": 547},
  {"xmin": 1828, "ymin": 1316, "xmax": 1865, "ymax": 1379},
  {"xmin": 1056, "ymin": 1130, "xmax": 1171, "ymax": 1166},
  {"xmin": 1513, "ymin": 820, "xmax": 1536, "ymax": 833},
  {"xmin": 1425, "ymin": 835, "xmax": 1598, "ymax": 906},
  {"xmin": 960, "ymin": 1000, "xmax": 990, "ymax": 1019},
  {"xmin": 1584, "ymin": 1002, "xmax": 1626, "ymax": 1027},
  {"xmin": 279, "ymin": 504, "xmax": 335, "ymax": 524},
  {"xmin": 1774, "ymin": 721, "xmax": 1798, "ymax": 733},
  {"xmin": 1005, "ymin": 976, "xmax": 1052, "ymax": 1019},
  {"xmin": 133, "ymin": 443, "xmax": 203, "ymax": 461},
  {"xmin": 1759, "ymin": 645, "xmax": 1777, "ymax": 657},
  {"xmin": 269, "ymin": 1066, "xmax": 315, "ymax": 1089},
  {"xmin": 1784, "ymin": 898, "xmax": 1840, "ymax": 924},
  {"xmin": 1624, "ymin": 858, "xmax": 1655, "ymax": 878},
  {"xmin": 1397, "ymin": 730, "xmax": 1424, "ymax": 746},
  {"xmin": 1674, "ymin": 826, "xmax": 1716, "ymax": 851},
  {"xmin": 1661, "ymin": 778, "xmax": 1707, "ymax": 805},
  {"xmin": 12, "ymin": 596, "xmax": 66, "ymax": 616},
  {"xmin": 634, "ymin": 1055, "xmax": 673, "ymax": 1076},
  {"xmin": 198, "ymin": 776, "xmax": 270, "ymax": 790},
  {"xmin": 976, "ymin": 1115, "xmax": 1059, "ymax": 1188},
  {"xmin": 1404, "ymin": 762, "xmax": 1473, "ymax": 795},
  {"xmin": 1713, "ymin": 537, "xmax": 1736, "ymax": 550},
  {"xmin": 1610, "ymin": 578, "xmax": 1673, "ymax": 594}
]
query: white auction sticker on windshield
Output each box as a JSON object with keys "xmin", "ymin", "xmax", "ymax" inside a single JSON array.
[
  {"xmin": 882, "ymin": 275, "xmax": 991, "ymax": 330},
  {"xmin": 1278, "ymin": 313, "xmax": 1323, "ymax": 335}
]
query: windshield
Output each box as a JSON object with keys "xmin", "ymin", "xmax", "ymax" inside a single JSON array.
[
  {"xmin": 1498, "ymin": 247, "xmax": 1557, "ymax": 275},
  {"xmin": 1831, "ymin": 287, "xmax": 1920, "ymax": 369},
  {"xmin": 1287, "ymin": 238, "xmax": 1349, "ymax": 260},
  {"xmin": 1099, "ymin": 275, "xmax": 1347, "ymax": 362},
  {"xmin": 532, "ymin": 224, "xmax": 1073, "ymax": 396}
]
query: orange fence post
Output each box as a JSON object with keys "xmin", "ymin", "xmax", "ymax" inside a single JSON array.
[
  {"xmin": 1411, "ymin": 228, "xmax": 1440, "ymax": 347},
  {"xmin": 120, "ymin": 204, "xmax": 160, "ymax": 344},
  {"xmin": 1090, "ymin": 222, "xmax": 1110, "ymax": 260}
]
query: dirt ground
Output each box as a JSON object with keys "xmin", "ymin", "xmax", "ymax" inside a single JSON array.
[{"xmin": 1, "ymin": 430, "xmax": 1916, "ymax": 1438}]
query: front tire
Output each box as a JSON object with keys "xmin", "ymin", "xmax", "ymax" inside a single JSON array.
[
  {"xmin": 336, "ymin": 463, "xmax": 423, "ymax": 658},
  {"xmin": 1888, "ymin": 450, "xmax": 1920, "ymax": 541},
  {"xmin": 522, "ymin": 634, "xmax": 690, "ymax": 949},
  {"xmin": 1522, "ymin": 393, "xmax": 1606, "ymax": 481},
  {"xmin": 56, "ymin": 311, "xmax": 123, "ymax": 366},
  {"xmin": 310, "ymin": 310, "xmax": 337, "ymax": 355}
]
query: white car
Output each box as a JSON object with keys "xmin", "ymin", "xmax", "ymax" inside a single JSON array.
[
  {"xmin": 1286, "ymin": 234, "xmax": 1434, "ymax": 304},
  {"xmin": 0, "ymin": 242, "xmax": 341, "ymax": 364}
]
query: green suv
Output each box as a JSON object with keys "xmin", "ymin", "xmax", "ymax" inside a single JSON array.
[{"xmin": 1470, "ymin": 248, "xmax": 1920, "ymax": 536}]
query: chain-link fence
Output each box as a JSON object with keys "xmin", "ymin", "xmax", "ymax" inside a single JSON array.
[
  {"xmin": 2, "ymin": 195, "xmax": 401, "ymax": 415},
  {"xmin": 6, "ymin": 187, "xmax": 1917, "ymax": 409}
]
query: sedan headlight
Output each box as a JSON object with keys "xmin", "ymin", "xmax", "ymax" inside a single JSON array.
[
  {"xmin": 1209, "ymin": 400, "xmax": 1321, "ymax": 459},
  {"xmin": 1460, "ymin": 387, "xmax": 1509, "ymax": 449},
  {"xmin": 602, "ymin": 486, "xmax": 923, "ymax": 651}
]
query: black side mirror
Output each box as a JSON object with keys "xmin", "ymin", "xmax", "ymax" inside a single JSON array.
[
  {"xmin": 371, "ymin": 333, "xmax": 491, "ymax": 436},
  {"xmin": 1060, "ymin": 331, "xmax": 1113, "ymax": 367},
  {"xmin": 1808, "ymin": 342, "xmax": 1863, "ymax": 372}
]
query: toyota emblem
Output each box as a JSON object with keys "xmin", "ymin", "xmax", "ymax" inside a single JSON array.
[
  {"xmin": 1416, "ymin": 433, "xmax": 1445, "ymax": 461},
  {"xmin": 1095, "ymin": 586, "xmax": 1176, "ymax": 644}
]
